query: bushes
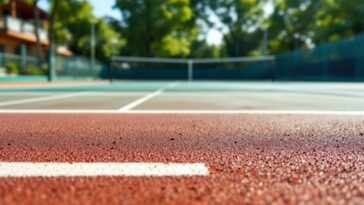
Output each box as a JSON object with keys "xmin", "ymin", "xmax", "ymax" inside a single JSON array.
[
  {"xmin": 24, "ymin": 64, "xmax": 48, "ymax": 75},
  {"xmin": 5, "ymin": 63, "xmax": 19, "ymax": 74},
  {"xmin": 4, "ymin": 63, "xmax": 48, "ymax": 75}
]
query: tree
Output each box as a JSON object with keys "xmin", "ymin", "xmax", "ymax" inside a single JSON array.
[
  {"xmin": 312, "ymin": 0, "xmax": 364, "ymax": 44},
  {"xmin": 188, "ymin": 40, "xmax": 220, "ymax": 58},
  {"xmin": 53, "ymin": 0, "xmax": 124, "ymax": 61},
  {"xmin": 33, "ymin": 0, "xmax": 42, "ymax": 66},
  {"xmin": 47, "ymin": 0, "xmax": 59, "ymax": 81},
  {"xmin": 267, "ymin": 0, "xmax": 364, "ymax": 54},
  {"xmin": 207, "ymin": 0, "xmax": 267, "ymax": 57},
  {"xmin": 114, "ymin": 0, "xmax": 195, "ymax": 57},
  {"xmin": 187, "ymin": 0, "xmax": 223, "ymax": 58},
  {"xmin": 266, "ymin": 0, "xmax": 322, "ymax": 53},
  {"xmin": 94, "ymin": 18, "xmax": 125, "ymax": 61}
]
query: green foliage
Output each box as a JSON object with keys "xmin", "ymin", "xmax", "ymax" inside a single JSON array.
[
  {"xmin": 0, "ymin": 0, "xmax": 33, "ymax": 5},
  {"xmin": 53, "ymin": 0, "xmax": 124, "ymax": 61},
  {"xmin": 24, "ymin": 64, "xmax": 47, "ymax": 75},
  {"xmin": 0, "ymin": 0, "xmax": 33, "ymax": 6},
  {"xmin": 266, "ymin": 0, "xmax": 322, "ymax": 53},
  {"xmin": 114, "ymin": 0, "xmax": 196, "ymax": 57},
  {"xmin": 189, "ymin": 40, "xmax": 220, "ymax": 58},
  {"xmin": 95, "ymin": 19, "xmax": 126, "ymax": 61},
  {"xmin": 312, "ymin": 0, "xmax": 364, "ymax": 44},
  {"xmin": 206, "ymin": 0, "xmax": 267, "ymax": 57},
  {"xmin": 5, "ymin": 63, "xmax": 18, "ymax": 74},
  {"xmin": 45, "ymin": 0, "xmax": 364, "ymax": 59},
  {"xmin": 267, "ymin": 0, "xmax": 364, "ymax": 54}
]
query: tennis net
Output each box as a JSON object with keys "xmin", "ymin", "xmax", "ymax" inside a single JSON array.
[{"xmin": 109, "ymin": 56, "xmax": 276, "ymax": 81}]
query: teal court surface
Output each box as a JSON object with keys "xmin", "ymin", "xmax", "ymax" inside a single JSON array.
[{"xmin": 0, "ymin": 81, "xmax": 364, "ymax": 113}]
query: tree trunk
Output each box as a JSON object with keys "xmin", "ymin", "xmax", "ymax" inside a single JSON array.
[
  {"xmin": 47, "ymin": 0, "xmax": 59, "ymax": 81},
  {"xmin": 33, "ymin": 0, "xmax": 42, "ymax": 66},
  {"xmin": 48, "ymin": 0, "xmax": 60, "ymax": 53}
]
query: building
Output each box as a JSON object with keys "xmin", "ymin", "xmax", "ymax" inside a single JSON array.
[{"xmin": 0, "ymin": 0, "xmax": 71, "ymax": 58}]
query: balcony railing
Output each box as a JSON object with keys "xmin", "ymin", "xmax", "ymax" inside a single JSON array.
[{"xmin": 0, "ymin": 16, "xmax": 48, "ymax": 41}]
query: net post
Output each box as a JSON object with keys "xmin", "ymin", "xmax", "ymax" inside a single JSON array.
[
  {"xmin": 271, "ymin": 57, "xmax": 276, "ymax": 81},
  {"xmin": 188, "ymin": 60, "xmax": 193, "ymax": 82},
  {"xmin": 108, "ymin": 58, "xmax": 113, "ymax": 83}
]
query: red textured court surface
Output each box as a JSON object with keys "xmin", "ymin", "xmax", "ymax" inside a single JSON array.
[{"xmin": 1, "ymin": 82, "xmax": 364, "ymax": 204}]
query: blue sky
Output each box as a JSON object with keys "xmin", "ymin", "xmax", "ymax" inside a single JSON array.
[
  {"xmin": 86, "ymin": 0, "xmax": 120, "ymax": 19},
  {"xmin": 38, "ymin": 0, "xmax": 120, "ymax": 19}
]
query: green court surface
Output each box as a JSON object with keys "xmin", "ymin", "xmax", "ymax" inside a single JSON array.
[{"xmin": 0, "ymin": 81, "xmax": 364, "ymax": 112}]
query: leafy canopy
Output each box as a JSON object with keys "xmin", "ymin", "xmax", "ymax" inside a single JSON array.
[
  {"xmin": 114, "ymin": 0, "xmax": 195, "ymax": 57},
  {"xmin": 53, "ymin": 0, "xmax": 124, "ymax": 61}
]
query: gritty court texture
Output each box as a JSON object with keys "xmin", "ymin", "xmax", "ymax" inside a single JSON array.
[{"xmin": 1, "ymin": 81, "xmax": 364, "ymax": 205}]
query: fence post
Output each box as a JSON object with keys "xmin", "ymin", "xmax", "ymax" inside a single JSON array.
[
  {"xmin": 90, "ymin": 22, "xmax": 96, "ymax": 78},
  {"xmin": 188, "ymin": 60, "xmax": 193, "ymax": 82},
  {"xmin": 47, "ymin": 49, "xmax": 55, "ymax": 81},
  {"xmin": 20, "ymin": 44, "xmax": 27, "ymax": 73},
  {"xmin": 108, "ymin": 58, "xmax": 113, "ymax": 83},
  {"xmin": 0, "ymin": 51, "xmax": 3, "ymax": 68},
  {"xmin": 271, "ymin": 57, "xmax": 276, "ymax": 81},
  {"xmin": 354, "ymin": 37, "xmax": 363, "ymax": 81},
  {"xmin": 354, "ymin": 59, "xmax": 360, "ymax": 81},
  {"xmin": 323, "ymin": 44, "xmax": 329, "ymax": 81}
]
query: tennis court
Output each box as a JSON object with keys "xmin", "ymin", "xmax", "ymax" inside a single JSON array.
[
  {"xmin": 1, "ymin": 81, "xmax": 364, "ymax": 112},
  {"xmin": 1, "ymin": 81, "xmax": 364, "ymax": 204},
  {"xmin": 3, "ymin": 0, "xmax": 364, "ymax": 203},
  {"xmin": 1, "ymin": 54, "xmax": 364, "ymax": 205}
]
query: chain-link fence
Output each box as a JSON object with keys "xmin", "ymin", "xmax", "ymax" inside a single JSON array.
[
  {"xmin": 275, "ymin": 33, "xmax": 364, "ymax": 81},
  {"xmin": 0, "ymin": 53, "xmax": 107, "ymax": 80},
  {"xmin": 110, "ymin": 33, "xmax": 364, "ymax": 82},
  {"xmin": 0, "ymin": 53, "xmax": 39, "ymax": 75},
  {"xmin": 2, "ymin": 33, "xmax": 364, "ymax": 82},
  {"xmin": 55, "ymin": 56, "xmax": 106, "ymax": 79}
]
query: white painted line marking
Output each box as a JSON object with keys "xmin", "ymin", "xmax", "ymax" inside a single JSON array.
[
  {"xmin": 118, "ymin": 90, "xmax": 163, "ymax": 112},
  {"xmin": 0, "ymin": 92, "xmax": 88, "ymax": 107},
  {"xmin": 1, "ymin": 109, "xmax": 364, "ymax": 115},
  {"xmin": 77, "ymin": 92, "xmax": 149, "ymax": 96},
  {"xmin": 127, "ymin": 110, "xmax": 364, "ymax": 115},
  {"xmin": 0, "ymin": 109, "xmax": 116, "ymax": 113},
  {"xmin": 0, "ymin": 92, "xmax": 149, "ymax": 96},
  {"xmin": 118, "ymin": 82, "xmax": 180, "ymax": 112},
  {"xmin": 0, "ymin": 162, "xmax": 209, "ymax": 177}
]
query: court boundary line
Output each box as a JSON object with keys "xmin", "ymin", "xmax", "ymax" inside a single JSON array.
[
  {"xmin": 1, "ymin": 109, "xmax": 364, "ymax": 115},
  {"xmin": 0, "ymin": 92, "xmax": 151, "ymax": 96},
  {"xmin": 118, "ymin": 82, "xmax": 180, "ymax": 112},
  {"xmin": 0, "ymin": 162, "xmax": 209, "ymax": 177},
  {"xmin": 0, "ymin": 92, "xmax": 90, "ymax": 107}
]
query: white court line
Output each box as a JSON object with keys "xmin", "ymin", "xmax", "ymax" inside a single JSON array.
[
  {"xmin": 0, "ymin": 92, "xmax": 88, "ymax": 107},
  {"xmin": 127, "ymin": 110, "xmax": 364, "ymax": 115},
  {"xmin": 0, "ymin": 162, "xmax": 209, "ymax": 177},
  {"xmin": 118, "ymin": 82, "xmax": 180, "ymax": 112},
  {"xmin": 0, "ymin": 92, "xmax": 150, "ymax": 96},
  {"xmin": 1, "ymin": 109, "xmax": 364, "ymax": 115}
]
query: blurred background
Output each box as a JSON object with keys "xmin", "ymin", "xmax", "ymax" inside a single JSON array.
[{"xmin": 0, "ymin": 0, "xmax": 363, "ymax": 82}]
